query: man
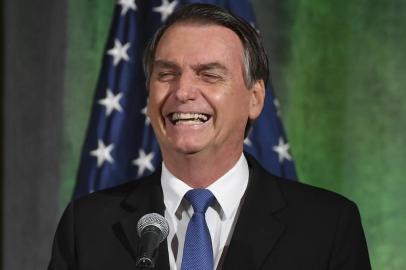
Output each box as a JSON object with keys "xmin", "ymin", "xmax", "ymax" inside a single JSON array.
[{"xmin": 49, "ymin": 4, "xmax": 371, "ymax": 270}]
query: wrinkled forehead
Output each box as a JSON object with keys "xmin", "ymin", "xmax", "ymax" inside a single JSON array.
[
  {"xmin": 155, "ymin": 22, "xmax": 245, "ymax": 60},
  {"xmin": 153, "ymin": 26, "xmax": 244, "ymax": 79},
  {"xmin": 158, "ymin": 20, "xmax": 244, "ymax": 51}
]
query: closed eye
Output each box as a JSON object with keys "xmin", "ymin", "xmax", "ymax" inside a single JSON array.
[
  {"xmin": 194, "ymin": 62, "xmax": 227, "ymax": 83},
  {"xmin": 200, "ymin": 72, "xmax": 224, "ymax": 83},
  {"xmin": 157, "ymin": 71, "xmax": 179, "ymax": 82},
  {"xmin": 153, "ymin": 60, "xmax": 180, "ymax": 82}
]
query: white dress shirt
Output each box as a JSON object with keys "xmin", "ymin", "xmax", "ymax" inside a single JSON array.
[{"xmin": 161, "ymin": 154, "xmax": 249, "ymax": 270}]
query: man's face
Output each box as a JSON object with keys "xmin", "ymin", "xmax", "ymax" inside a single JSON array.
[{"xmin": 147, "ymin": 23, "xmax": 264, "ymax": 160}]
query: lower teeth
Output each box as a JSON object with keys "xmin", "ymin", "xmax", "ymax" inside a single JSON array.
[{"xmin": 175, "ymin": 119, "xmax": 203, "ymax": 125}]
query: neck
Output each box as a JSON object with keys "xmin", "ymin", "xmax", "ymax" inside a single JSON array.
[{"xmin": 162, "ymin": 149, "xmax": 243, "ymax": 188}]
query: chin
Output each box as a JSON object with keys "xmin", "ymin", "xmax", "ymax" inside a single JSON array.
[
  {"xmin": 173, "ymin": 145, "xmax": 203, "ymax": 155},
  {"xmin": 166, "ymin": 136, "xmax": 205, "ymax": 152}
]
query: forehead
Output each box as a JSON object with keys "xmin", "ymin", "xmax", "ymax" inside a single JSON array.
[{"xmin": 155, "ymin": 23, "xmax": 245, "ymax": 64}]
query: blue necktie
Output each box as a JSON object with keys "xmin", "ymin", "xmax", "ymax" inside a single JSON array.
[{"xmin": 181, "ymin": 189, "xmax": 215, "ymax": 270}]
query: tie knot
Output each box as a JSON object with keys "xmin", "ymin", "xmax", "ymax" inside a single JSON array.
[{"xmin": 185, "ymin": 189, "xmax": 214, "ymax": 214}]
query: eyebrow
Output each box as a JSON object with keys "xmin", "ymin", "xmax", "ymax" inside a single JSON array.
[
  {"xmin": 192, "ymin": 62, "xmax": 227, "ymax": 71},
  {"xmin": 153, "ymin": 60, "xmax": 227, "ymax": 73},
  {"xmin": 153, "ymin": 60, "xmax": 180, "ymax": 70}
]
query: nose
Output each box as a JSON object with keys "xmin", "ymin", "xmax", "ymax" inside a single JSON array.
[{"xmin": 174, "ymin": 72, "xmax": 198, "ymax": 103}]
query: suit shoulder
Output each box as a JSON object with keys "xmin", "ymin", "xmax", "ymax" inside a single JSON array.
[
  {"xmin": 74, "ymin": 178, "xmax": 137, "ymax": 203},
  {"xmin": 277, "ymin": 177, "xmax": 354, "ymax": 207},
  {"xmin": 71, "ymin": 173, "xmax": 160, "ymax": 213},
  {"xmin": 246, "ymin": 152, "xmax": 355, "ymax": 209}
]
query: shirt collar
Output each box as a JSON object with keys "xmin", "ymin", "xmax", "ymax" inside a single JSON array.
[
  {"xmin": 161, "ymin": 163, "xmax": 191, "ymax": 218},
  {"xmin": 161, "ymin": 153, "xmax": 249, "ymax": 220}
]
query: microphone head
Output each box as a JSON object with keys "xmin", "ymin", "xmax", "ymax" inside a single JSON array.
[{"xmin": 137, "ymin": 213, "xmax": 169, "ymax": 242}]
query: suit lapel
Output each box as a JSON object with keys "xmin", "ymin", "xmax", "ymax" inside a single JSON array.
[
  {"xmin": 222, "ymin": 155, "xmax": 287, "ymax": 270},
  {"xmin": 115, "ymin": 170, "xmax": 170, "ymax": 270},
  {"xmin": 113, "ymin": 155, "xmax": 286, "ymax": 270}
]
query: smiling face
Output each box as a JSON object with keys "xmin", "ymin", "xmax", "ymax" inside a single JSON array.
[{"xmin": 147, "ymin": 23, "xmax": 264, "ymax": 163}]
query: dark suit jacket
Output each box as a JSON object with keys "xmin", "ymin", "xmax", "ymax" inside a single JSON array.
[{"xmin": 48, "ymin": 155, "xmax": 371, "ymax": 270}]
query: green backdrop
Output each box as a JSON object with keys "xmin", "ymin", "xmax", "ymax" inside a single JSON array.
[{"xmin": 61, "ymin": 1, "xmax": 406, "ymax": 269}]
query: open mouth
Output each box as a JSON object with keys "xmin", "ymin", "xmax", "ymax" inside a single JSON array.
[{"xmin": 167, "ymin": 112, "xmax": 211, "ymax": 125}]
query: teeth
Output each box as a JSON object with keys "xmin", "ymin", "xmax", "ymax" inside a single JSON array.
[
  {"xmin": 176, "ymin": 119, "xmax": 203, "ymax": 125},
  {"xmin": 171, "ymin": 112, "xmax": 209, "ymax": 122}
]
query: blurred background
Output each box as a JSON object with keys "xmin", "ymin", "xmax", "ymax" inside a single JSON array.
[{"xmin": 2, "ymin": 0, "xmax": 406, "ymax": 269}]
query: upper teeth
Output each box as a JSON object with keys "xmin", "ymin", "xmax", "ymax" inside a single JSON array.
[{"xmin": 171, "ymin": 112, "xmax": 208, "ymax": 121}]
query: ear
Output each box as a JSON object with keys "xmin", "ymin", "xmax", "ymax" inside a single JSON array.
[{"xmin": 248, "ymin": 80, "xmax": 265, "ymax": 120}]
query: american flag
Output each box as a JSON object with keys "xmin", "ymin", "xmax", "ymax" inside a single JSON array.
[{"xmin": 74, "ymin": 0, "xmax": 297, "ymax": 199}]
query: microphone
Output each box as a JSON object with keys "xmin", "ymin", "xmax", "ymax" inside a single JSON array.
[{"xmin": 136, "ymin": 213, "xmax": 170, "ymax": 269}]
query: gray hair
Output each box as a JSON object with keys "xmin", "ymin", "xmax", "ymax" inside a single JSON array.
[{"xmin": 143, "ymin": 3, "xmax": 269, "ymax": 89}]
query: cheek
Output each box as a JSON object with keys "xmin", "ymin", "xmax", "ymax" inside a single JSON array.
[
  {"xmin": 224, "ymin": 88, "xmax": 251, "ymax": 111},
  {"xmin": 211, "ymin": 92, "xmax": 250, "ymax": 132},
  {"xmin": 148, "ymin": 84, "xmax": 169, "ymax": 115},
  {"xmin": 230, "ymin": 94, "xmax": 252, "ymax": 126}
]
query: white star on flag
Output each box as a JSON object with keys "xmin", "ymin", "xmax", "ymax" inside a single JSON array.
[
  {"xmin": 90, "ymin": 140, "xmax": 114, "ymax": 167},
  {"xmin": 107, "ymin": 39, "xmax": 130, "ymax": 66},
  {"xmin": 141, "ymin": 105, "xmax": 151, "ymax": 125},
  {"xmin": 244, "ymin": 137, "xmax": 252, "ymax": 146},
  {"xmin": 272, "ymin": 137, "xmax": 292, "ymax": 163},
  {"xmin": 133, "ymin": 150, "xmax": 155, "ymax": 177},
  {"xmin": 98, "ymin": 89, "xmax": 123, "ymax": 116},
  {"xmin": 118, "ymin": 0, "xmax": 137, "ymax": 16},
  {"xmin": 153, "ymin": 0, "xmax": 178, "ymax": 22},
  {"xmin": 273, "ymin": 98, "xmax": 281, "ymax": 117}
]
